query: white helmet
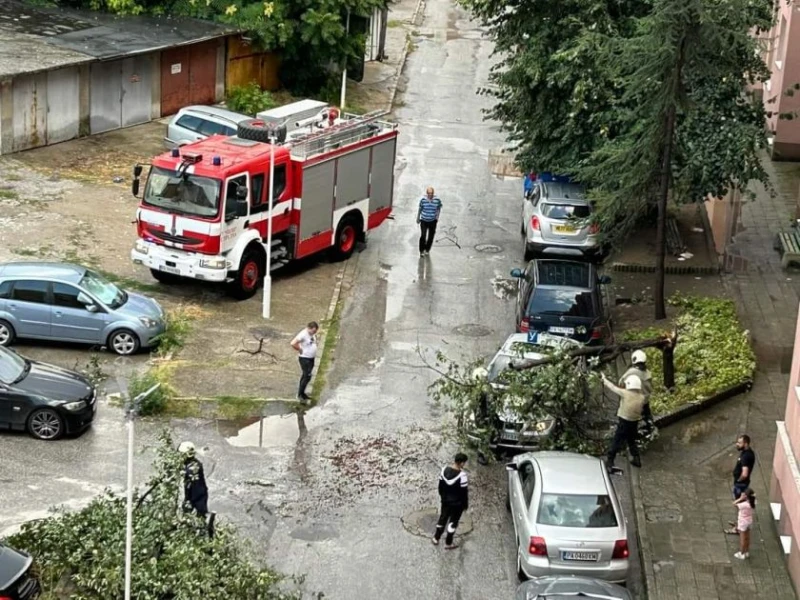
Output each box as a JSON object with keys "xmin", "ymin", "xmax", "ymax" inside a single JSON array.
[
  {"xmin": 631, "ymin": 350, "xmax": 647, "ymax": 365},
  {"xmin": 624, "ymin": 376, "xmax": 643, "ymax": 391},
  {"xmin": 178, "ymin": 441, "xmax": 196, "ymax": 455}
]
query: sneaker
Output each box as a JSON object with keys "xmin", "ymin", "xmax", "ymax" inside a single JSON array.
[{"xmin": 733, "ymin": 551, "xmax": 749, "ymax": 560}]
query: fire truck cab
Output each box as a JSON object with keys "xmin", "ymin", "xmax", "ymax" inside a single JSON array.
[{"xmin": 131, "ymin": 102, "xmax": 398, "ymax": 299}]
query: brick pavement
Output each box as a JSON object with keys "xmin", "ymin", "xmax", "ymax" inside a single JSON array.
[{"xmin": 632, "ymin": 156, "xmax": 800, "ymax": 600}]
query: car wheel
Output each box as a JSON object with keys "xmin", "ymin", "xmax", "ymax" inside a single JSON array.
[
  {"xmin": 28, "ymin": 408, "xmax": 64, "ymax": 440},
  {"xmin": 330, "ymin": 216, "xmax": 360, "ymax": 262},
  {"xmin": 230, "ymin": 249, "xmax": 263, "ymax": 300},
  {"xmin": 516, "ymin": 539, "xmax": 529, "ymax": 582},
  {"xmin": 0, "ymin": 319, "xmax": 15, "ymax": 346},
  {"xmin": 150, "ymin": 268, "xmax": 181, "ymax": 284},
  {"xmin": 109, "ymin": 329, "xmax": 141, "ymax": 355}
]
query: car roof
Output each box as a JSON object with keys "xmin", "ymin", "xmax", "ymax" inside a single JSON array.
[
  {"xmin": 534, "ymin": 259, "xmax": 593, "ymax": 289},
  {"xmin": 499, "ymin": 333, "xmax": 580, "ymax": 359},
  {"xmin": 533, "ymin": 452, "xmax": 609, "ymax": 495},
  {"xmin": 178, "ymin": 105, "xmax": 250, "ymax": 124},
  {"xmin": 0, "ymin": 262, "xmax": 86, "ymax": 284},
  {"xmin": 541, "ymin": 182, "xmax": 587, "ymax": 203},
  {"xmin": 517, "ymin": 575, "xmax": 631, "ymax": 600}
]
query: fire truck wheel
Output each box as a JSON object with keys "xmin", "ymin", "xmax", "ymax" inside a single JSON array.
[
  {"xmin": 230, "ymin": 250, "xmax": 264, "ymax": 300},
  {"xmin": 331, "ymin": 217, "xmax": 360, "ymax": 262},
  {"xmin": 0, "ymin": 319, "xmax": 15, "ymax": 346},
  {"xmin": 150, "ymin": 268, "xmax": 181, "ymax": 284},
  {"xmin": 108, "ymin": 329, "xmax": 141, "ymax": 355}
]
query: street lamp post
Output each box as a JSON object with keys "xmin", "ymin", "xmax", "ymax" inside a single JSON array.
[
  {"xmin": 340, "ymin": 10, "xmax": 351, "ymax": 110},
  {"xmin": 123, "ymin": 382, "xmax": 161, "ymax": 600},
  {"xmin": 262, "ymin": 133, "xmax": 277, "ymax": 319}
]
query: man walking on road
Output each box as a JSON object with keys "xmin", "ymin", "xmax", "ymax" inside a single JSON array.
[
  {"xmin": 725, "ymin": 434, "xmax": 756, "ymax": 535},
  {"xmin": 601, "ymin": 373, "xmax": 645, "ymax": 471},
  {"xmin": 417, "ymin": 187, "xmax": 442, "ymax": 257},
  {"xmin": 433, "ymin": 452, "xmax": 469, "ymax": 549},
  {"xmin": 291, "ymin": 321, "xmax": 319, "ymax": 402}
]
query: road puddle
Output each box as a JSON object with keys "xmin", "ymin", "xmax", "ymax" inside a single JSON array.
[{"xmin": 221, "ymin": 412, "xmax": 307, "ymax": 448}]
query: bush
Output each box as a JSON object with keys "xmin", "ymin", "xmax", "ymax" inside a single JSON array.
[
  {"xmin": 5, "ymin": 432, "xmax": 298, "ymax": 600},
  {"xmin": 226, "ymin": 81, "xmax": 278, "ymax": 117},
  {"xmin": 128, "ymin": 364, "xmax": 176, "ymax": 416},
  {"xmin": 153, "ymin": 305, "xmax": 204, "ymax": 358},
  {"xmin": 623, "ymin": 294, "xmax": 755, "ymax": 414}
]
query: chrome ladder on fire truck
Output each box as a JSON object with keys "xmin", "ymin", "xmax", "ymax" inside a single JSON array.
[{"xmin": 287, "ymin": 110, "xmax": 396, "ymax": 160}]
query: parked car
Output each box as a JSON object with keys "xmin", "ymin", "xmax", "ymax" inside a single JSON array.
[
  {"xmin": 515, "ymin": 575, "xmax": 632, "ymax": 600},
  {"xmin": 522, "ymin": 179, "xmax": 602, "ymax": 260},
  {"xmin": 506, "ymin": 451, "xmax": 630, "ymax": 583},
  {"xmin": 0, "ymin": 345, "xmax": 97, "ymax": 440},
  {"xmin": 0, "ymin": 262, "xmax": 166, "ymax": 355},
  {"xmin": 467, "ymin": 333, "xmax": 582, "ymax": 455},
  {"xmin": 0, "ymin": 543, "xmax": 41, "ymax": 599},
  {"xmin": 164, "ymin": 105, "xmax": 251, "ymax": 148},
  {"xmin": 511, "ymin": 259, "xmax": 612, "ymax": 345}
]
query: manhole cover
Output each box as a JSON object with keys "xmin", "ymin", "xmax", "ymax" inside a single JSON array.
[
  {"xmin": 475, "ymin": 243, "xmax": 503, "ymax": 253},
  {"xmin": 452, "ymin": 324, "xmax": 492, "ymax": 337},
  {"xmin": 645, "ymin": 507, "xmax": 682, "ymax": 523},
  {"xmin": 289, "ymin": 522, "xmax": 339, "ymax": 542},
  {"xmin": 401, "ymin": 508, "xmax": 474, "ymax": 539}
]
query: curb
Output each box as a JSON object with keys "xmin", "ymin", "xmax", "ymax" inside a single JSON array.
[
  {"xmin": 385, "ymin": 0, "xmax": 426, "ymax": 112},
  {"xmin": 611, "ymin": 262, "xmax": 721, "ymax": 276},
  {"xmin": 629, "ymin": 468, "xmax": 656, "ymax": 598},
  {"xmin": 651, "ymin": 379, "xmax": 753, "ymax": 430}
]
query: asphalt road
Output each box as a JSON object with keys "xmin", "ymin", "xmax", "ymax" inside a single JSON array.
[{"xmin": 0, "ymin": 0, "xmax": 644, "ymax": 598}]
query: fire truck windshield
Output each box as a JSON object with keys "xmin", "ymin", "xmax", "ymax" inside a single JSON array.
[{"xmin": 143, "ymin": 166, "xmax": 221, "ymax": 218}]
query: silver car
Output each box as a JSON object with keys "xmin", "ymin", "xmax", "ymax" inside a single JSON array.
[
  {"xmin": 515, "ymin": 575, "xmax": 632, "ymax": 600},
  {"xmin": 507, "ymin": 451, "xmax": 630, "ymax": 583},
  {"xmin": 164, "ymin": 105, "xmax": 251, "ymax": 148},
  {"xmin": 0, "ymin": 262, "xmax": 166, "ymax": 355},
  {"xmin": 522, "ymin": 181, "xmax": 600, "ymax": 260}
]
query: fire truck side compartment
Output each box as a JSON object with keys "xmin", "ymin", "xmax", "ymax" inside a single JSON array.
[
  {"xmin": 368, "ymin": 138, "xmax": 397, "ymax": 216},
  {"xmin": 299, "ymin": 160, "xmax": 337, "ymax": 243},
  {"xmin": 335, "ymin": 148, "xmax": 371, "ymax": 211}
]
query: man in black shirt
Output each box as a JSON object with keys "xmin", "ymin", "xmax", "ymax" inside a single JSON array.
[
  {"xmin": 432, "ymin": 452, "xmax": 469, "ymax": 549},
  {"xmin": 726, "ymin": 434, "xmax": 755, "ymax": 535}
]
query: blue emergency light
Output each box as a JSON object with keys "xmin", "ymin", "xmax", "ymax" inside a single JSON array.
[
  {"xmin": 171, "ymin": 148, "xmax": 179, "ymax": 157},
  {"xmin": 212, "ymin": 156, "xmax": 222, "ymax": 166}
]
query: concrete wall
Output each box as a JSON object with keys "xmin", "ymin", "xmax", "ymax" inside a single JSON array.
[{"xmin": 764, "ymin": 2, "xmax": 800, "ymax": 160}]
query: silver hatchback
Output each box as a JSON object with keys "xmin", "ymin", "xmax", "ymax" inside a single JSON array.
[
  {"xmin": 0, "ymin": 262, "xmax": 166, "ymax": 355},
  {"xmin": 164, "ymin": 105, "xmax": 251, "ymax": 149},
  {"xmin": 506, "ymin": 451, "xmax": 629, "ymax": 584},
  {"xmin": 522, "ymin": 182, "xmax": 600, "ymax": 260}
]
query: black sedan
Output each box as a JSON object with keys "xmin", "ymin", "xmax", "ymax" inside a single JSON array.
[
  {"xmin": 0, "ymin": 543, "xmax": 41, "ymax": 600},
  {"xmin": 511, "ymin": 259, "xmax": 613, "ymax": 345},
  {"xmin": 0, "ymin": 346, "xmax": 97, "ymax": 440},
  {"xmin": 516, "ymin": 575, "xmax": 631, "ymax": 599}
]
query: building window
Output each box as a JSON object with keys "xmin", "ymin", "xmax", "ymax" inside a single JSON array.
[{"xmin": 776, "ymin": 15, "xmax": 787, "ymax": 70}]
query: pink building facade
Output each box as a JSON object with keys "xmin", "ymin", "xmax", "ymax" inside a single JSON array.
[
  {"xmin": 771, "ymin": 305, "xmax": 800, "ymax": 588},
  {"xmin": 762, "ymin": 2, "xmax": 800, "ymax": 160}
]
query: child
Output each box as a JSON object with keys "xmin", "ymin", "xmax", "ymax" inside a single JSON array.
[{"xmin": 733, "ymin": 488, "xmax": 756, "ymax": 559}]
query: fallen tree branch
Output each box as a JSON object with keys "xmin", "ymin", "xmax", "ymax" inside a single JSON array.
[{"xmin": 238, "ymin": 335, "xmax": 281, "ymax": 362}]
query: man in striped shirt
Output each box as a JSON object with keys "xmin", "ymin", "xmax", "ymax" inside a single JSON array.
[{"xmin": 416, "ymin": 187, "xmax": 442, "ymax": 256}]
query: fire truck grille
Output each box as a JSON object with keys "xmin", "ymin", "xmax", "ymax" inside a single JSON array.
[{"xmin": 147, "ymin": 228, "xmax": 204, "ymax": 246}]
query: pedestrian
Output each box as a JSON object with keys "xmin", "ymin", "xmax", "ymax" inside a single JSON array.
[
  {"xmin": 291, "ymin": 321, "xmax": 319, "ymax": 402},
  {"xmin": 417, "ymin": 187, "xmax": 442, "ymax": 257},
  {"xmin": 725, "ymin": 434, "xmax": 756, "ymax": 535},
  {"xmin": 620, "ymin": 350, "xmax": 654, "ymax": 435},
  {"xmin": 601, "ymin": 373, "xmax": 645, "ymax": 471},
  {"xmin": 432, "ymin": 452, "xmax": 469, "ymax": 549},
  {"xmin": 179, "ymin": 441, "xmax": 216, "ymax": 537},
  {"xmin": 732, "ymin": 488, "xmax": 756, "ymax": 559}
]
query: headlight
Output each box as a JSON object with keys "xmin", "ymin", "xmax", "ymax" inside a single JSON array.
[
  {"xmin": 522, "ymin": 419, "xmax": 554, "ymax": 436},
  {"xmin": 63, "ymin": 400, "xmax": 87, "ymax": 412},
  {"xmin": 139, "ymin": 317, "xmax": 158, "ymax": 328},
  {"xmin": 134, "ymin": 240, "xmax": 149, "ymax": 255},
  {"xmin": 200, "ymin": 257, "xmax": 226, "ymax": 269}
]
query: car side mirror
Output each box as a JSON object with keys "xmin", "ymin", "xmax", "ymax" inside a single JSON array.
[
  {"xmin": 132, "ymin": 179, "xmax": 140, "ymax": 197},
  {"xmin": 133, "ymin": 164, "xmax": 143, "ymax": 178},
  {"xmin": 599, "ymin": 275, "xmax": 612, "ymax": 284},
  {"xmin": 510, "ymin": 268, "xmax": 523, "ymax": 278},
  {"xmin": 236, "ymin": 185, "xmax": 248, "ymax": 200},
  {"xmin": 235, "ymin": 197, "xmax": 248, "ymax": 217},
  {"xmin": 505, "ymin": 462, "xmax": 518, "ymax": 472},
  {"xmin": 86, "ymin": 304, "xmax": 99, "ymax": 313}
]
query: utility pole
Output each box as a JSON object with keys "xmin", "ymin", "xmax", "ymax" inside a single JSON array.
[
  {"xmin": 123, "ymin": 382, "xmax": 161, "ymax": 600},
  {"xmin": 340, "ymin": 9, "xmax": 351, "ymax": 109},
  {"xmin": 262, "ymin": 132, "xmax": 276, "ymax": 319}
]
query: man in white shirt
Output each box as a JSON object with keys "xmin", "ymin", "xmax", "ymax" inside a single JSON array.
[{"xmin": 291, "ymin": 321, "xmax": 319, "ymax": 402}]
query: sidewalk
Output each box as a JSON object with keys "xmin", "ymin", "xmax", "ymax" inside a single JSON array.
[{"xmin": 632, "ymin": 156, "xmax": 800, "ymax": 599}]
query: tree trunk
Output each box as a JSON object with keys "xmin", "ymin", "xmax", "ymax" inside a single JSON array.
[{"xmin": 662, "ymin": 341, "xmax": 676, "ymax": 389}]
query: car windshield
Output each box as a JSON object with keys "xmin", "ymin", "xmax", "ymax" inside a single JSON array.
[
  {"xmin": 538, "ymin": 493, "xmax": 618, "ymax": 528},
  {"xmin": 488, "ymin": 343, "xmax": 544, "ymax": 380},
  {"xmin": 79, "ymin": 269, "xmax": 126, "ymax": 309},
  {"xmin": 528, "ymin": 288, "xmax": 596, "ymax": 318},
  {"xmin": 541, "ymin": 203, "xmax": 592, "ymax": 220},
  {"xmin": 0, "ymin": 346, "xmax": 27, "ymax": 384},
  {"xmin": 143, "ymin": 166, "xmax": 221, "ymax": 218}
]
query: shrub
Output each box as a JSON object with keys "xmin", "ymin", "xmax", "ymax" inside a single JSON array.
[
  {"xmin": 153, "ymin": 305, "xmax": 205, "ymax": 358},
  {"xmin": 623, "ymin": 294, "xmax": 756, "ymax": 414},
  {"xmin": 128, "ymin": 364, "xmax": 176, "ymax": 416},
  {"xmin": 226, "ymin": 81, "xmax": 278, "ymax": 117}
]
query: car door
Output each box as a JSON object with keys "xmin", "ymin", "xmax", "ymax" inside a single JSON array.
[
  {"xmin": 173, "ymin": 114, "xmax": 205, "ymax": 145},
  {"xmin": 7, "ymin": 280, "xmax": 51, "ymax": 339},
  {"xmin": 221, "ymin": 173, "xmax": 250, "ymax": 253},
  {"xmin": 512, "ymin": 461, "xmax": 537, "ymax": 546},
  {"xmin": 522, "ymin": 185, "xmax": 540, "ymax": 235},
  {"xmin": 50, "ymin": 282, "xmax": 107, "ymax": 343},
  {"xmin": 515, "ymin": 262, "xmax": 535, "ymax": 329}
]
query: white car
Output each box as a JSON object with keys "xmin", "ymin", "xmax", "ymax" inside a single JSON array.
[{"xmin": 507, "ymin": 451, "xmax": 630, "ymax": 583}]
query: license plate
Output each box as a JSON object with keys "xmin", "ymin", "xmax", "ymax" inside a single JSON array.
[
  {"xmin": 548, "ymin": 326, "xmax": 574, "ymax": 335},
  {"xmin": 159, "ymin": 265, "xmax": 180, "ymax": 275},
  {"xmin": 501, "ymin": 430, "xmax": 520, "ymax": 441},
  {"xmin": 562, "ymin": 551, "xmax": 599, "ymax": 562},
  {"xmin": 554, "ymin": 225, "xmax": 576, "ymax": 233}
]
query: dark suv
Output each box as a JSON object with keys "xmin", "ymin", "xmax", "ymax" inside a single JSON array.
[
  {"xmin": 511, "ymin": 259, "xmax": 612, "ymax": 345},
  {"xmin": 0, "ymin": 543, "xmax": 41, "ymax": 599}
]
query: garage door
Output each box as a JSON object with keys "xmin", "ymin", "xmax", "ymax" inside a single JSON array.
[
  {"xmin": 122, "ymin": 56, "xmax": 153, "ymax": 127},
  {"xmin": 161, "ymin": 41, "xmax": 218, "ymax": 117},
  {"xmin": 12, "ymin": 72, "xmax": 47, "ymax": 151},
  {"xmin": 47, "ymin": 67, "xmax": 80, "ymax": 144},
  {"xmin": 90, "ymin": 57, "xmax": 154, "ymax": 134}
]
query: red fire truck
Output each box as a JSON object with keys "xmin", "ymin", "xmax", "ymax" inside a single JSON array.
[{"xmin": 130, "ymin": 104, "xmax": 398, "ymax": 299}]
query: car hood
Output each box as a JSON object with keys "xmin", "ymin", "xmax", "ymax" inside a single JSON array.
[
  {"xmin": 15, "ymin": 360, "xmax": 94, "ymax": 402},
  {"xmin": 516, "ymin": 575, "xmax": 631, "ymax": 600},
  {"xmin": 487, "ymin": 383, "xmax": 548, "ymax": 424},
  {"xmin": 117, "ymin": 292, "xmax": 164, "ymax": 321},
  {"xmin": 0, "ymin": 544, "xmax": 32, "ymax": 590}
]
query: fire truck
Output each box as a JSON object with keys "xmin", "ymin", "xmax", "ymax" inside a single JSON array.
[{"xmin": 130, "ymin": 102, "xmax": 398, "ymax": 299}]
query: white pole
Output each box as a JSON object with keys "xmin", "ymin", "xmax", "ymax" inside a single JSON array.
[
  {"xmin": 262, "ymin": 136, "xmax": 275, "ymax": 320},
  {"xmin": 123, "ymin": 383, "xmax": 160, "ymax": 600},
  {"xmin": 340, "ymin": 10, "xmax": 350, "ymax": 109}
]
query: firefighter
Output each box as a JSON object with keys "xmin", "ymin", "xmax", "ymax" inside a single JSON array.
[
  {"xmin": 601, "ymin": 374, "xmax": 645, "ymax": 471},
  {"xmin": 179, "ymin": 441, "xmax": 215, "ymax": 537},
  {"xmin": 620, "ymin": 350, "xmax": 654, "ymax": 434}
]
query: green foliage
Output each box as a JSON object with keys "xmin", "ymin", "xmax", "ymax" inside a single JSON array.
[
  {"xmin": 153, "ymin": 306, "xmax": 197, "ymax": 358},
  {"xmin": 226, "ymin": 81, "xmax": 278, "ymax": 116},
  {"xmin": 429, "ymin": 348, "xmax": 616, "ymax": 456},
  {"xmin": 5, "ymin": 431, "xmax": 297, "ymax": 600},
  {"xmin": 128, "ymin": 364, "xmax": 177, "ymax": 416},
  {"xmin": 623, "ymin": 294, "xmax": 755, "ymax": 414}
]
